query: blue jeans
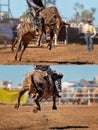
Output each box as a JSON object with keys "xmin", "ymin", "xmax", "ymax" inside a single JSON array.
[{"xmin": 84, "ymin": 34, "xmax": 93, "ymax": 51}]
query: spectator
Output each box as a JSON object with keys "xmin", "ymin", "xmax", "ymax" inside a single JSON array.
[{"xmin": 82, "ymin": 18, "xmax": 96, "ymax": 51}]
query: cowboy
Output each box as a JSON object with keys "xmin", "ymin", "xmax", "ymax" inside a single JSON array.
[
  {"xmin": 34, "ymin": 65, "xmax": 62, "ymax": 97},
  {"xmin": 26, "ymin": 0, "xmax": 45, "ymax": 32},
  {"xmin": 83, "ymin": 18, "xmax": 96, "ymax": 51}
]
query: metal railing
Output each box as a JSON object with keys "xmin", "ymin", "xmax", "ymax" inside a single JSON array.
[
  {"xmin": 58, "ymin": 89, "xmax": 98, "ymax": 105},
  {"xmin": 0, "ymin": 0, "xmax": 13, "ymax": 20}
]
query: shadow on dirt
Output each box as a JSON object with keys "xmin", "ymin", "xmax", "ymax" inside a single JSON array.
[
  {"xmin": 31, "ymin": 60, "xmax": 94, "ymax": 65},
  {"xmin": 50, "ymin": 125, "xmax": 89, "ymax": 129},
  {"xmin": 58, "ymin": 62, "xmax": 94, "ymax": 65}
]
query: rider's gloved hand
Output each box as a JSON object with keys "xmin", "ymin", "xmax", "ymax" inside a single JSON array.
[{"xmin": 39, "ymin": 7, "xmax": 44, "ymax": 11}]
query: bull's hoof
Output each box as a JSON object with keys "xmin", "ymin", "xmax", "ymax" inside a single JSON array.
[
  {"xmin": 52, "ymin": 106, "xmax": 57, "ymax": 110},
  {"xmin": 14, "ymin": 104, "xmax": 19, "ymax": 109},
  {"xmin": 37, "ymin": 43, "xmax": 40, "ymax": 47},
  {"xmin": 47, "ymin": 44, "xmax": 51, "ymax": 50},
  {"xmin": 18, "ymin": 58, "xmax": 21, "ymax": 61},
  {"xmin": 47, "ymin": 46, "xmax": 51, "ymax": 50},
  {"xmin": 11, "ymin": 48, "xmax": 14, "ymax": 52},
  {"xmin": 49, "ymin": 47, "xmax": 51, "ymax": 50},
  {"xmin": 33, "ymin": 107, "xmax": 38, "ymax": 113},
  {"xmin": 15, "ymin": 56, "xmax": 17, "ymax": 61}
]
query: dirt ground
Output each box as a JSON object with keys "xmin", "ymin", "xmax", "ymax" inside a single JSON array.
[
  {"xmin": 0, "ymin": 43, "xmax": 98, "ymax": 65},
  {"xmin": 0, "ymin": 103, "xmax": 98, "ymax": 130}
]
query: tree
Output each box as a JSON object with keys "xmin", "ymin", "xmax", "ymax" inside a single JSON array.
[
  {"xmin": 0, "ymin": 12, "xmax": 9, "ymax": 20},
  {"xmin": 43, "ymin": 0, "xmax": 56, "ymax": 7},
  {"xmin": 71, "ymin": 2, "xmax": 96, "ymax": 23}
]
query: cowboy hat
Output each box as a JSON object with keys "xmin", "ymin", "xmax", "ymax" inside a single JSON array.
[{"xmin": 87, "ymin": 18, "xmax": 92, "ymax": 22}]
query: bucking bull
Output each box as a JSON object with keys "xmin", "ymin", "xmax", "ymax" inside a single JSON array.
[
  {"xmin": 12, "ymin": 6, "xmax": 70, "ymax": 61},
  {"xmin": 15, "ymin": 69, "xmax": 63, "ymax": 112}
]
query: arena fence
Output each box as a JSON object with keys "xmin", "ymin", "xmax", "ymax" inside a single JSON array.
[
  {"xmin": 58, "ymin": 87, "xmax": 98, "ymax": 105},
  {"xmin": 0, "ymin": 18, "xmax": 20, "ymax": 48},
  {"xmin": 0, "ymin": 87, "xmax": 98, "ymax": 105},
  {"xmin": 25, "ymin": 87, "xmax": 98, "ymax": 105},
  {"xmin": 58, "ymin": 26, "xmax": 98, "ymax": 44}
]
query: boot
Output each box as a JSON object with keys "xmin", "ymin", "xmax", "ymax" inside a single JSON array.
[{"xmin": 53, "ymin": 85, "xmax": 61, "ymax": 98}]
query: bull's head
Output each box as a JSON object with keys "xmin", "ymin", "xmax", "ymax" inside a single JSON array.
[
  {"xmin": 54, "ymin": 17, "xmax": 62, "ymax": 35},
  {"xmin": 55, "ymin": 18, "xmax": 70, "ymax": 35}
]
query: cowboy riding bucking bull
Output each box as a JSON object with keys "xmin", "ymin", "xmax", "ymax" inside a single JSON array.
[{"xmin": 26, "ymin": 0, "xmax": 45, "ymax": 33}]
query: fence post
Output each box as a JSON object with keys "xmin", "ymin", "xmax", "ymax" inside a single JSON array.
[
  {"xmin": 4, "ymin": 40, "xmax": 7, "ymax": 48},
  {"xmin": 65, "ymin": 26, "xmax": 68, "ymax": 45},
  {"xmin": 54, "ymin": 34, "xmax": 57, "ymax": 45},
  {"xmin": 88, "ymin": 89, "xmax": 91, "ymax": 105}
]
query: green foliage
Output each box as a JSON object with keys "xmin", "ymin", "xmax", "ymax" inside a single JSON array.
[
  {"xmin": 71, "ymin": 2, "xmax": 96, "ymax": 23},
  {"xmin": 46, "ymin": 0, "xmax": 56, "ymax": 5},
  {"xmin": 1, "ymin": 12, "xmax": 9, "ymax": 19},
  {"xmin": 43, "ymin": 0, "xmax": 56, "ymax": 7}
]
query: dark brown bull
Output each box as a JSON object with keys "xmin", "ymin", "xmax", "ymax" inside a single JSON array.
[
  {"xmin": 15, "ymin": 70, "xmax": 63, "ymax": 112},
  {"xmin": 12, "ymin": 6, "xmax": 70, "ymax": 61},
  {"xmin": 37, "ymin": 6, "xmax": 70, "ymax": 48}
]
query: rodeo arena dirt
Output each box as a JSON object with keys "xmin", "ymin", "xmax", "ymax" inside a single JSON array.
[
  {"xmin": 0, "ymin": 100, "xmax": 98, "ymax": 130},
  {"xmin": 1, "ymin": 43, "xmax": 98, "ymax": 65}
]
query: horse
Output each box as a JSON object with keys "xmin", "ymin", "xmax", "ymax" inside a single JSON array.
[
  {"xmin": 12, "ymin": 6, "xmax": 70, "ymax": 61},
  {"xmin": 15, "ymin": 69, "xmax": 63, "ymax": 112}
]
